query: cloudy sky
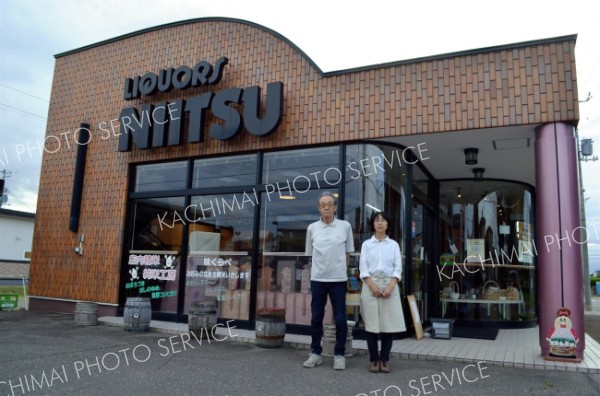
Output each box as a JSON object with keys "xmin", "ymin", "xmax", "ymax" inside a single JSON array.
[{"xmin": 1, "ymin": 0, "xmax": 599, "ymax": 271}]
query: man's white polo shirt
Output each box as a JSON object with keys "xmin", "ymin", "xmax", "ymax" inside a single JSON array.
[{"xmin": 305, "ymin": 218, "xmax": 354, "ymax": 282}]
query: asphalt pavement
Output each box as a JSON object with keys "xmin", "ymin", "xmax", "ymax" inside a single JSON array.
[{"xmin": 1, "ymin": 310, "xmax": 600, "ymax": 396}]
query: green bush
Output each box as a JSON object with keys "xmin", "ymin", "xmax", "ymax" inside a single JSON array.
[{"xmin": 591, "ymin": 277, "xmax": 600, "ymax": 289}]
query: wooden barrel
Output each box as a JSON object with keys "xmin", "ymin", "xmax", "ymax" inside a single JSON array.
[
  {"xmin": 123, "ymin": 297, "xmax": 152, "ymax": 332},
  {"xmin": 322, "ymin": 324, "xmax": 353, "ymax": 357},
  {"xmin": 74, "ymin": 302, "xmax": 98, "ymax": 326},
  {"xmin": 256, "ymin": 309, "xmax": 286, "ymax": 348},
  {"xmin": 189, "ymin": 301, "xmax": 218, "ymax": 339}
]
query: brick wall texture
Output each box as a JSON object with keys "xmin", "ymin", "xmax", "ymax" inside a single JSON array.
[
  {"xmin": 30, "ymin": 18, "xmax": 579, "ymax": 304},
  {"xmin": 0, "ymin": 262, "xmax": 30, "ymax": 279}
]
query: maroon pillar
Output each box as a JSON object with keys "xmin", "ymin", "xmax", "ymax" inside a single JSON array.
[{"xmin": 535, "ymin": 122, "xmax": 584, "ymax": 361}]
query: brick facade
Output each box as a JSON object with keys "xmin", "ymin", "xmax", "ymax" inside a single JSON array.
[
  {"xmin": 0, "ymin": 262, "xmax": 30, "ymax": 279},
  {"xmin": 30, "ymin": 18, "xmax": 578, "ymax": 306}
]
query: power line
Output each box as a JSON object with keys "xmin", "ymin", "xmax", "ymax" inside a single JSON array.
[
  {"xmin": 0, "ymin": 102, "xmax": 47, "ymax": 120},
  {"xmin": 0, "ymin": 83, "xmax": 49, "ymax": 102}
]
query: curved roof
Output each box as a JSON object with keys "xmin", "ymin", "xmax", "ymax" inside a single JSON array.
[
  {"xmin": 54, "ymin": 17, "xmax": 324, "ymax": 73},
  {"xmin": 54, "ymin": 17, "xmax": 577, "ymax": 77}
]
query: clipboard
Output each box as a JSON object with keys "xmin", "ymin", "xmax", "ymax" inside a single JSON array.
[{"xmin": 407, "ymin": 294, "xmax": 424, "ymax": 340}]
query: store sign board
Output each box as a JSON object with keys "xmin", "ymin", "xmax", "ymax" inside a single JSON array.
[{"xmin": 118, "ymin": 57, "xmax": 283, "ymax": 152}]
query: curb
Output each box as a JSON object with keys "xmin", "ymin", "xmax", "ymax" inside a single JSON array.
[{"xmin": 98, "ymin": 317, "xmax": 599, "ymax": 374}]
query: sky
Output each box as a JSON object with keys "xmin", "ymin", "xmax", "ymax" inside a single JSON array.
[{"xmin": 1, "ymin": 0, "xmax": 599, "ymax": 272}]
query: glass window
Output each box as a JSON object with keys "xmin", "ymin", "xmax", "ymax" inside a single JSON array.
[
  {"xmin": 438, "ymin": 180, "xmax": 536, "ymax": 322},
  {"xmin": 134, "ymin": 161, "xmax": 187, "ymax": 192},
  {"xmin": 412, "ymin": 165, "xmax": 429, "ymax": 198},
  {"xmin": 345, "ymin": 144, "xmax": 407, "ymax": 256},
  {"xmin": 184, "ymin": 193, "xmax": 256, "ymax": 318},
  {"xmin": 345, "ymin": 144, "xmax": 408, "ymax": 329},
  {"xmin": 259, "ymin": 189, "xmax": 331, "ymax": 254},
  {"xmin": 125, "ymin": 197, "xmax": 185, "ymax": 315},
  {"xmin": 262, "ymin": 146, "xmax": 340, "ymax": 188},
  {"xmin": 192, "ymin": 154, "xmax": 257, "ymax": 189},
  {"xmin": 258, "ymin": 188, "xmax": 340, "ymax": 325}
]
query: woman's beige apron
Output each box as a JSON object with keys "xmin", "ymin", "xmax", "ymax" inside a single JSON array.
[{"xmin": 360, "ymin": 276, "xmax": 406, "ymax": 333}]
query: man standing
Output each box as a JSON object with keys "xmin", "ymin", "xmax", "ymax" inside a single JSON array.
[{"xmin": 303, "ymin": 191, "xmax": 354, "ymax": 370}]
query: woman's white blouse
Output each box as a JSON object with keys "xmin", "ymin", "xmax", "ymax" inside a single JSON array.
[{"xmin": 359, "ymin": 236, "xmax": 402, "ymax": 281}]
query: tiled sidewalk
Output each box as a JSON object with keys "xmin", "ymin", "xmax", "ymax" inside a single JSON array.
[{"xmin": 99, "ymin": 316, "xmax": 600, "ymax": 374}]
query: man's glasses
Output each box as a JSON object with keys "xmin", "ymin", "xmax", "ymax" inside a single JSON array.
[{"xmin": 319, "ymin": 203, "xmax": 336, "ymax": 209}]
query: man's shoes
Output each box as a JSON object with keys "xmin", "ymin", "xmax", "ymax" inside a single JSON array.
[
  {"xmin": 380, "ymin": 361, "xmax": 391, "ymax": 373},
  {"xmin": 303, "ymin": 353, "xmax": 323, "ymax": 368},
  {"xmin": 333, "ymin": 355, "xmax": 346, "ymax": 370},
  {"xmin": 369, "ymin": 360, "xmax": 380, "ymax": 373}
]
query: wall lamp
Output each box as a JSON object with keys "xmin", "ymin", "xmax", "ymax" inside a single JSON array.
[
  {"xmin": 473, "ymin": 168, "xmax": 485, "ymax": 181},
  {"xmin": 464, "ymin": 148, "xmax": 479, "ymax": 165}
]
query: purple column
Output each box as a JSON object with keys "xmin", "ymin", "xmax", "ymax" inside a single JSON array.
[{"xmin": 535, "ymin": 122, "xmax": 584, "ymax": 361}]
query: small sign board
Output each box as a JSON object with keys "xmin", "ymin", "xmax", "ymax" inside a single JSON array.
[{"xmin": 0, "ymin": 294, "xmax": 19, "ymax": 310}]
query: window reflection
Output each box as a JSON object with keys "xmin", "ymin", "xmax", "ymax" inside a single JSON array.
[
  {"xmin": 262, "ymin": 146, "xmax": 340, "ymax": 186},
  {"xmin": 192, "ymin": 154, "xmax": 257, "ymax": 188},
  {"xmin": 134, "ymin": 162, "xmax": 187, "ymax": 192},
  {"xmin": 184, "ymin": 194, "xmax": 255, "ymax": 318},
  {"xmin": 124, "ymin": 142, "xmax": 422, "ymax": 327},
  {"xmin": 345, "ymin": 144, "xmax": 406, "ymax": 257},
  {"xmin": 259, "ymin": 189, "xmax": 339, "ymax": 324},
  {"xmin": 345, "ymin": 143, "xmax": 408, "ymax": 329}
]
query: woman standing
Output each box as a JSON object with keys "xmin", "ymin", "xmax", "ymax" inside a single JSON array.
[{"xmin": 359, "ymin": 211, "xmax": 406, "ymax": 373}]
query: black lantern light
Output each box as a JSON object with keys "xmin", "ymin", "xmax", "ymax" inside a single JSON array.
[
  {"xmin": 473, "ymin": 168, "xmax": 485, "ymax": 181},
  {"xmin": 464, "ymin": 147, "xmax": 479, "ymax": 165}
]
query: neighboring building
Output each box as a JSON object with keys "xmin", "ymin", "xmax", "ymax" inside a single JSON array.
[
  {"xmin": 0, "ymin": 208, "xmax": 34, "ymax": 278},
  {"xmin": 29, "ymin": 18, "xmax": 583, "ymax": 361}
]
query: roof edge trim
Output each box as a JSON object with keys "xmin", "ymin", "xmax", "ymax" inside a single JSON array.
[
  {"xmin": 53, "ymin": 17, "xmax": 324, "ymax": 74},
  {"xmin": 0, "ymin": 208, "xmax": 36, "ymax": 218},
  {"xmin": 54, "ymin": 17, "xmax": 576, "ymax": 77},
  {"xmin": 323, "ymin": 34, "xmax": 578, "ymax": 76}
]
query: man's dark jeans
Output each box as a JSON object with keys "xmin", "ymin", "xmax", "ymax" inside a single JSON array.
[{"xmin": 310, "ymin": 280, "xmax": 347, "ymax": 356}]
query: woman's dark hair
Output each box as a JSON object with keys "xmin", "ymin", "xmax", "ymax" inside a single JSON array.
[{"xmin": 369, "ymin": 211, "xmax": 392, "ymax": 235}]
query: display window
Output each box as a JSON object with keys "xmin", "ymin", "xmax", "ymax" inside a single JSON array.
[
  {"xmin": 185, "ymin": 193, "xmax": 255, "ymax": 319},
  {"xmin": 125, "ymin": 197, "xmax": 185, "ymax": 314},
  {"xmin": 258, "ymin": 188, "xmax": 339, "ymax": 325},
  {"xmin": 344, "ymin": 143, "xmax": 409, "ymax": 328},
  {"xmin": 121, "ymin": 143, "xmax": 532, "ymax": 330},
  {"xmin": 438, "ymin": 180, "xmax": 536, "ymax": 322}
]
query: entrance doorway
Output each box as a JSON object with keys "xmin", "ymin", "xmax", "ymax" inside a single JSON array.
[{"xmin": 408, "ymin": 200, "xmax": 435, "ymax": 325}]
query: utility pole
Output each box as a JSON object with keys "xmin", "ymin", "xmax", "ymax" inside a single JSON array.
[{"xmin": 576, "ymin": 134, "xmax": 596, "ymax": 311}]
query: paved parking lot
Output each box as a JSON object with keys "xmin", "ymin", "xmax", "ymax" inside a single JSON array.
[{"xmin": 1, "ymin": 310, "xmax": 600, "ymax": 395}]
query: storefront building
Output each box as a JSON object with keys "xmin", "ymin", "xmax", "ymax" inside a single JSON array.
[{"xmin": 30, "ymin": 18, "xmax": 583, "ymax": 360}]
